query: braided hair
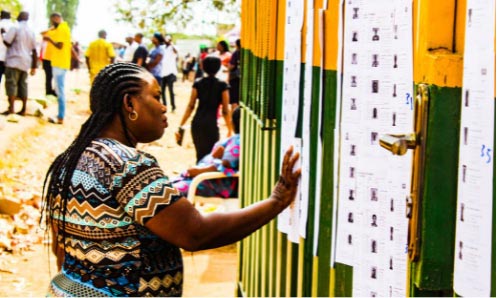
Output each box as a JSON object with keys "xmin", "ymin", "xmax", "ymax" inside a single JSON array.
[{"xmin": 41, "ymin": 62, "xmax": 148, "ymax": 247}]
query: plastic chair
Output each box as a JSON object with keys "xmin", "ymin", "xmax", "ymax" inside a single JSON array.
[{"xmin": 186, "ymin": 172, "xmax": 240, "ymax": 212}]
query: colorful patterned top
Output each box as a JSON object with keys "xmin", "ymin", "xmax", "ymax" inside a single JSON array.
[
  {"xmin": 172, "ymin": 134, "xmax": 240, "ymax": 198},
  {"xmin": 48, "ymin": 138, "xmax": 184, "ymax": 297}
]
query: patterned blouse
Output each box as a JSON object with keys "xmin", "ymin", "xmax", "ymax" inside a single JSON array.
[
  {"xmin": 48, "ymin": 138, "xmax": 183, "ymax": 297},
  {"xmin": 172, "ymin": 134, "xmax": 240, "ymax": 198}
]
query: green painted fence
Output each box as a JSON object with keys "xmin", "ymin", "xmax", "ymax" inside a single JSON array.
[{"xmin": 235, "ymin": 0, "xmax": 495, "ymax": 297}]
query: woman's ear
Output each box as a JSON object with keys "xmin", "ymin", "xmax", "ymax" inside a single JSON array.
[{"xmin": 122, "ymin": 94, "xmax": 134, "ymax": 113}]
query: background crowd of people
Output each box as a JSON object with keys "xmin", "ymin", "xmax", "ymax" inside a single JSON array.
[{"xmin": 0, "ymin": 9, "xmax": 242, "ymax": 134}]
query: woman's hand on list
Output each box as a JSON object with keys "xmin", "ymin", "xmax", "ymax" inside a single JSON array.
[{"xmin": 270, "ymin": 146, "xmax": 301, "ymax": 210}]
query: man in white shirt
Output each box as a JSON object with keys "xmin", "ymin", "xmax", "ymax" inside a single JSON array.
[
  {"xmin": 0, "ymin": 10, "xmax": 13, "ymax": 83},
  {"xmin": 2, "ymin": 11, "xmax": 37, "ymax": 116},
  {"xmin": 160, "ymin": 35, "xmax": 178, "ymax": 111},
  {"xmin": 122, "ymin": 33, "xmax": 138, "ymax": 62}
]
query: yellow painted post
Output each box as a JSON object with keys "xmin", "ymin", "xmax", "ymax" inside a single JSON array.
[
  {"xmin": 329, "ymin": 267, "xmax": 336, "ymax": 297},
  {"xmin": 248, "ymin": 113, "xmax": 256, "ymax": 296},
  {"xmin": 312, "ymin": 9, "xmax": 322, "ymax": 69},
  {"xmin": 285, "ymin": 241, "xmax": 294, "ymax": 297},
  {"xmin": 261, "ymin": 2, "xmax": 272, "ymax": 293},
  {"xmin": 311, "ymin": 258, "xmax": 319, "ymax": 297},
  {"xmin": 240, "ymin": 105, "xmax": 247, "ymax": 294},
  {"xmin": 324, "ymin": 3, "xmax": 339, "ymax": 71},
  {"xmin": 244, "ymin": 107, "xmax": 252, "ymax": 294},
  {"xmin": 274, "ymin": 0, "xmax": 287, "ymax": 296},
  {"xmin": 257, "ymin": 122, "xmax": 264, "ymax": 297},
  {"xmin": 263, "ymin": 131, "xmax": 271, "ymax": 297},
  {"xmin": 454, "ymin": 0, "xmax": 466, "ymax": 54},
  {"xmin": 276, "ymin": 0, "xmax": 286, "ymax": 61},
  {"xmin": 250, "ymin": 116, "xmax": 257, "ymax": 298},
  {"xmin": 413, "ymin": 0, "xmax": 463, "ymax": 87},
  {"xmin": 268, "ymin": 124, "xmax": 278, "ymax": 297},
  {"xmin": 266, "ymin": 1, "xmax": 279, "ymax": 296},
  {"xmin": 268, "ymin": 0, "xmax": 278, "ymax": 61}
]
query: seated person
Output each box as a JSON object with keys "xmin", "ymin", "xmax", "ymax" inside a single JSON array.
[{"xmin": 172, "ymin": 108, "xmax": 240, "ymax": 198}]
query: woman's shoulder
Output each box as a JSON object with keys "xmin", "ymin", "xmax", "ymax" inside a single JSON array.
[
  {"xmin": 91, "ymin": 138, "xmax": 155, "ymax": 165},
  {"xmin": 88, "ymin": 139, "xmax": 162, "ymax": 178}
]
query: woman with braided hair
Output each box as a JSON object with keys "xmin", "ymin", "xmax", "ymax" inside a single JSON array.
[{"xmin": 42, "ymin": 62, "xmax": 301, "ymax": 297}]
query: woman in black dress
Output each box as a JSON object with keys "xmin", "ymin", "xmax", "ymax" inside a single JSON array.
[{"xmin": 177, "ymin": 56, "xmax": 232, "ymax": 162}]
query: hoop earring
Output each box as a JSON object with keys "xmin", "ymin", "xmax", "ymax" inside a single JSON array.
[{"xmin": 129, "ymin": 111, "xmax": 138, "ymax": 121}]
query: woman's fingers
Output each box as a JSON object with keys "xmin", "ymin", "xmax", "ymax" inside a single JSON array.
[
  {"xmin": 281, "ymin": 145, "xmax": 293, "ymax": 176},
  {"xmin": 288, "ymin": 152, "xmax": 300, "ymax": 173},
  {"xmin": 282, "ymin": 147, "xmax": 301, "ymax": 178},
  {"xmin": 284, "ymin": 152, "xmax": 300, "ymax": 183},
  {"xmin": 293, "ymin": 168, "xmax": 302, "ymax": 181},
  {"xmin": 272, "ymin": 148, "xmax": 302, "ymax": 209}
]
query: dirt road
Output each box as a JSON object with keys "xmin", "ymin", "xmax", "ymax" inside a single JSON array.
[{"xmin": 0, "ymin": 70, "xmax": 237, "ymax": 297}]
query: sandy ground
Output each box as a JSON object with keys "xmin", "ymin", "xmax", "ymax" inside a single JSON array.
[{"xmin": 0, "ymin": 69, "xmax": 238, "ymax": 297}]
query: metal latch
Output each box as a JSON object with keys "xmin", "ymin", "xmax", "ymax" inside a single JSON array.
[
  {"xmin": 379, "ymin": 84, "xmax": 429, "ymax": 262},
  {"xmin": 379, "ymin": 133, "xmax": 417, "ymax": 155}
]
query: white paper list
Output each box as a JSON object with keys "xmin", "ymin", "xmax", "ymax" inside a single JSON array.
[
  {"xmin": 453, "ymin": 0, "xmax": 495, "ymax": 296},
  {"xmin": 278, "ymin": 0, "xmax": 305, "ymax": 243},
  {"xmin": 299, "ymin": 1, "xmax": 314, "ymax": 240},
  {"xmin": 335, "ymin": 0, "xmax": 413, "ymax": 296}
]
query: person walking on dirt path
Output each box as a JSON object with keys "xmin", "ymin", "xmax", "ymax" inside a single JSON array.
[
  {"xmin": 1, "ymin": 11, "xmax": 37, "ymax": 116},
  {"xmin": 85, "ymin": 30, "xmax": 116, "ymax": 84},
  {"xmin": 42, "ymin": 62, "xmax": 301, "ymax": 297},
  {"xmin": 131, "ymin": 33, "xmax": 148, "ymax": 67},
  {"xmin": 177, "ymin": 56, "xmax": 233, "ymax": 163},
  {"xmin": 228, "ymin": 38, "xmax": 241, "ymax": 111},
  {"xmin": 70, "ymin": 41, "xmax": 82, "ymax": 71},
  {"xmin": 160, "ymin": 34, "xmax": 178, "ymax": 111},
  {"xmin": 146, "ymin": 32, "xmax": 164, "ymax": 86},
  {"xmin": 195, "ymin": 45, "xmax": 208, "ymax": 79},
  {"xmin": 42, "ymin": 12, "xmax": 71, "ymax": 125},
  {"xmin": 39, "ymin": 39, "xmax": 57, "ymax": 97},
  {"xmin": 0, "ymin": 10, "xmax": 14, "ymax": 84}
]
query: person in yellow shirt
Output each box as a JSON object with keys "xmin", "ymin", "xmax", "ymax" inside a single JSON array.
[
  {"xmin": 42, "ymin": 12, "xmax": 71, "ymax": 125},
  {"xmin": 85, "ymin": 30, "xmax": 115, "ymax": 84}
]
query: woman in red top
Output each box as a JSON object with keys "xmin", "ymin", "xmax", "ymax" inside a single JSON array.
[{"xmin": 217, "ymin": 40, "xmax": 232, "ymax": 68}]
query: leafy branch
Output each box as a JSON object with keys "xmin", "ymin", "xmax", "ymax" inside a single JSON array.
[{"xmin": 113, "ymin": 0, "xmax": 238, "ymax": 35}]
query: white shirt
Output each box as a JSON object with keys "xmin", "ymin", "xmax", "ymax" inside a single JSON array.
[
  {"xmin": 160, "ymin": 44, "xmax": 178, "ymax": 77},
  {"xmin": 0, "ymin": 18, "xmax": 14, "ymax": 61},
  {"xmin": 4, "ymin": 21, "xmax": 36, "ymax": 71},
  {"xmin": 123, "ymin": 41, "xmax": 138, "ymax": 62}
]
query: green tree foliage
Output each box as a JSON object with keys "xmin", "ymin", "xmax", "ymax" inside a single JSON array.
[
  {"xmin": 114, "ymin": 0, "xmax": 238, "ymax": 35},
  {"xmin": 46, "ymin": 0, "xmax": 80, "ymax": 29},
  {"xmin": 0, "ymin": 0, "xmax": 22, "ymax": 18}
]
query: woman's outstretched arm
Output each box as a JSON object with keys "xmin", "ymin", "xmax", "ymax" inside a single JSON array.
[{"xmin": 146, "ymin": 146, "xmax": 301, "ymax": 251}]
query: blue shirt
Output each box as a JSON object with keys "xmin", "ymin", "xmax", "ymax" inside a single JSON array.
[{"xmin": 148, "ymin": 45, "xmax": 164, "ymax": 78}]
